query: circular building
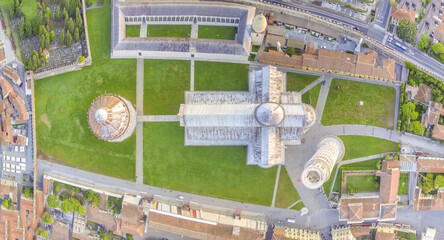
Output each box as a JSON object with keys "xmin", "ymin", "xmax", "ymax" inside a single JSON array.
[
  {"xmin": 252, "ymin": 14, "xmax": 267, "ymax": 33},
  {"xmin": 88, "ymin": 94, "xmax": 136, "ymax": 142},
  {"xmin": 301, "ymin": 136, "xmax": 345, "ymax": 189},
  {"xmin": 255, "ymin": 102, "xmax": 285, "ymax": 127}
]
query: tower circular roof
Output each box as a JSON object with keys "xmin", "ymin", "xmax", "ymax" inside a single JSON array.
[
  {"xmin": 88, "ymin": 94, "xmax": 134, "ymax": 141},
  {"xmin": 252, "ymin": 14, "xmax": 267, "ymax": 33},
  {"xmin": 255, "ymin": 102, "xmax": 285, "ymax": 127}
]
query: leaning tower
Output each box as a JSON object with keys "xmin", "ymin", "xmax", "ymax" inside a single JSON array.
[{"xmin": 301, "ymin": 136, "xmax": 345, "ymax": 189}]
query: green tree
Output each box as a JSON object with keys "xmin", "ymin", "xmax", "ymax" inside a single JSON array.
[
  {"xmin": 78, "ymin": 56, "xmax": 85, "ymax": 63},
  {"xmin": 19, "ymin": 18, "xmax": 25, "ymax": 38},
  {"xmin": 45, "ymin": 32, "xmax": 50, "ymax": 49},
  {"xmin": 75, "ymin": 7, "xmax": 82, "ymax": 28},
  {"xmin": 47, "ymin": 194, "xmax": 60, "ymax": 208},
  {"xmin": 431, "ymin": 42, "xmax": 444, "ymax": 54},
  {"xmin": 50, "ymin": 31, "xmax": 56, "ymax": 42},
  {"xmin": 83, "ymin": 190, "xmax": 100, "ymax": 207},
  {"xmin": 41, "ymin": 211, "xmax": 54, "ymax": 224},
  {"xmin": 74, "ymin": 27, "xmax": 79, "ymax": 42},
  {"xmin": 78, "ymin": 205, "xmax": 86, "ymax": 215},
  {"xmin": 421, "ymin": 173, "xmax": 435, "ymax": 196},
  {"xmin": 286, "ymin": 46, "xmax": 295, "ymax": 56},
  {"xmin": 418, "ymin": 34, "xmax": 431, "ymax": 52},
  {"xmin": 25, "ymin": 18, "xmax": 32, "ymax": 37},
  {"xmin": 68, "ymin": 18, "xmax": 75, "ymax": 35},
  {"xmin": 65, "ymin": 31, "xmax": 72, "ymax": 47},
  {"xmin": 60, "ymin": 201, "xmax": 70, "ymax": 213},
  {"xmin": 59, "ymin": 29, "xmax": 65, "ymax": 45},
  {"xmin": 36, "ymin": 227, "xmax": 48, "ymax": 237},
  {"xmin": 2, "ymin": 198, "xmax": 13, "ymax": 209},
  {"xmin": 407, "ymin": 121, "xmax": 424, "ymax": 135},
  {"xmin": 397, "ymin": 19, "xmax": 417, "ymax": 43},
  {"xmin": 23, "ymin": 187, "xmax": 31, "ymax": 198},
  {"xmin": 402, "ymin": 102, "xmax": 419, "ymax": 122},
  {"xmin": 435, "ymin": 175, "xmax": 444, "ymax": 188},
  {"xmin": 126, "ymin": 234, "xmax": 133, "ymax": 240}
]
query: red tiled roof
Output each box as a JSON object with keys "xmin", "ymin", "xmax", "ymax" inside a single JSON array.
[
  {"xmin": 417, "ymin": 157, "xmax": 444, "ymax": 173},
  {"xmin": 3, "ymin": 65, "xmax": 20, "ymax": 84},
  {"xmin": 0, "ymin": 76, "xmax": 13, "ymax": 98},
  {"xmin": 391, "ymin": 7, "xmax": 416, "ymax": 22},
  {"xmin": 432, "ymin": 124, "xmax": 444, "ymax": 141}
]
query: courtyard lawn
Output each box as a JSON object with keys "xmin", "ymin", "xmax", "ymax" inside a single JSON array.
[
  {"xmin": 143, "ymin": 122, "xmax": 277, "ymax": 205},
  {"xmin": 194, "ymin": 61, "xmax": 249, "ymax": 91},
  {"xmin": 147, "ymin": 25, "xmax": 191, "ymax": 38},
  {"xmin": 398, "ymin": 173, "xmax": 409, "ymax": 195},
  {"xmin": 126, "ymin": 25, "xmax": 140, "ymax": 37},
  {"xmin": 35, "ymin": 0, "xmax": 137, "ymax": 180},
  {"xmin": 322, "ymin": 79, "xmax": 396, "ymax": 129},
  {"xmin": 286, "ymin": 72, "xmax": 320, "ymax": 91},
  {"xmin": 302, "ymin": 83, "xmax": 321, "ymax": 107},
  {"xmin": 347, "ymin": 175, "xmax": 380, "ymax": 193},
  {"xmin": 275, "ymin": 167, "xmax": 301, "ymax": 209},
  {"xmin": 2, "ymin": 0, "xmax": 38, "ymax": 20},
  {"xmin": 198, "ymin": 25, "xmax": 238, "ymax": 40},
  {"xmin": 339, "ymin": 135, "xmax": 399, "ymax": 160},
  {"xmin": 143, "ymin": 60, "xmax": 190, "ymax": 115}
]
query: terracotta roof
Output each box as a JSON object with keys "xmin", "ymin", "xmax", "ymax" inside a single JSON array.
[
  {"xmin": 14, "ymin": 134, "xmax": 27, "ymax": 146},
  {"xmin": 415, "ymin": 84, "xmax": 432, "ymax": 104},
  {"xmin": 375, "ymin": 231, "xmax": 396, "ymax": 240},
  {"xmin": 432, "ymin": 124, "xmax": 444, "ymax": 141},
  {"xmin": 372, "ymin": 59, "xmax": 396, "ymax": 81},
  {"xmin": 87, "ymin": 206, "xmax": 116, "ymax": 229},
  {"xmin": 20, "ymin": 198, "xmax": 34, "ymax": 229},
  {"xmin": 8, "ymin": 91, "xmax": 28, "ymax": 122},
  {"xmin": 348, "ymin": 203, "xmax": 363, "ymax": 223},
  {"xmin": 0, "ymin": 76, "xmax": 12, "ymax": 98},
  {"xmin": 0, "ymin": 99, "xmax": 14, "ymax": 145},
  {"xmin": 356, "ymin": 50, "xmax": 377, "ymax": 76},
  {"xmin": 0, "ymin": 183, "xmax": 18, "ymax": 202},
  {"xmin": 377, "ymin": 161, "xmax": 400, "ymax": 204},
  {"xmin": 3, "ymin": 65, "xmax": 20, "ymax": 84},
  {"xmin": 422, "ymin": 101, "xmax": 442, "ymax": 127},
  {"xmin": 265, "ymin": 34, "xmax": 285, "ymax": 46},
  {"xmin": 268, "ymin": 49, "xmax": 284, "ymax": 55},
  {"xmin": 339, "ymin": 197, "xmax": 381, "ymax": 223},
  {"xmin": 391, "ymin": 7, "xmax": 416, "ymax": 22},
  {"xmin": 414, "ymin": 189, "xmax": 444, "ymax": 211},
  {"xmin": 120, "ymin": 202, "xmax": 145, "ymax": 237},
  {"xmin": 350, "ymin": 227, "xmax": 371, "ymax": 238},
  {"xmin": 379, "ymin": 203, "xmax": 397, "ymax": 220},
  {"xmin": 400, "ymin": 154, "xmax": 416, "ymax": 162},
  {"xmin": 417, "ymin": 156, "xmax": 444, "ymax": 173},
  {"xmin": 147, "ymin": 211, "xmax": 264, "ymax": 240},
  {"xmin": 0, "ymin": 48, "xmax": 5, "ymax": 63},
  {"xmin": 50, "ymin": 221, "xmax": 70, "ymax": 240},
  {"xmin": 0, "ymin": 208, "xmax": 24, "ymax": 240},
  {"xmin": 43, "ymin": 178, "xmax": 49, "ymax": 195},
  {"xmin": 258, "ymin": 52, "xmax": 303, "ymax": 68},
  {"xmin": 286, "ymin": 38, "xmax": 305, "ymax": 49},
  {"xmin": 267, "ymin": 26, "xmax": 285, "ymax": 36}
]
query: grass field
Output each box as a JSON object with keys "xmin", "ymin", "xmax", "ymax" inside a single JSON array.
[
  {"xmin": 347, "ymin": 175, "xmax": 380, "ymax": 193},
  {"xmin": 194, "ymin": 61, "xmax": 249, "ymax": 91},
  {"xmin": 275, "ymin": 168, "xmax": 302, "ymax": 209},
  {"xmin": 143, "ymin": 123, "xmax": 277, "ymax": 205},
  {"xmin": 198, "ymin": 25, "xmax": 238, "ymax": 40},
  {"xmin": 322, "ymin": 79, "xmax": 396, "ymax": 128},
  {"xmin": 302, "ymin": 83, "xmax": 321, "ymax": 107},
  {"xmin": 2, "ymin": 0, "xmax": 38, "ymax": 20},
  {"xmin": 286, "ymin": 72, "xmax": 319, "ymax": 91},
  {"xmin": 143, "ymin": 60, "xmax": 190, "ymax": 115},
  {"xmin": 252, "ymin": 45, "xmax": 261, "ymax": 52},
  {"xmin": 35, "ymin": 0, "xmax": 137, "ymax": 180},
  {"xmin": 345, "ymin": 158, "xmax": 381, "ymax": 168},
  {"xmin": 147, "ymin": 25, "xmax": 191, "ymax": 38},
  {"xmin": 398, "ymin": 173, "xmax": 409, "ymax": 195},
  {"xmin": 339, "ymin": 135, "xmax": 399, "ymax": 160},
  {"xmin": 126, "ymin": 25, "xmax": 140, "ymax": 37}
]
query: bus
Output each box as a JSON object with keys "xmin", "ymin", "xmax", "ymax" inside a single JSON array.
[{"xmin": 395, "ymin": 42, "xmax": 407, "ymax": 51}]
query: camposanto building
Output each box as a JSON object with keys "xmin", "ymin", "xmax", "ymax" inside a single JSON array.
[
  {"xmin": 111, "ymin": 0, "xmax": 255, "ymax": 62},
  {"xmin": 178, "ymin": 66, "xmax": 316, "ymax": 168}
]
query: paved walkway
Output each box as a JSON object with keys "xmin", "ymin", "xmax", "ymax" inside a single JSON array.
[
  {"xmin": 299, "ymin": 75, "xmax": 324, "ymax": 95},
  {"xmin": 190, "ymin": 59, "xmax": 195, "ymax": 91},
  {"xmin": 139, "ymin": 115, "xmax": 180, "ymax": 122},
  {"xmin": 288, "ymin": 200, "xmax": 302, "ymax": 209},
  {"xmin": 136, "ymin": 59, "xmax": 144, "ymax": 184},
  {"xmin": 271, "ymin": 165, "xmax": 281, "ymax": 207},
  {"xmin": 140, "ymin": 23, "xmax": 147, "ymax": 37},
  {"xmin": 191, "ymin": 22, "xmax": 198, "ymax": 38},
  {"xmin": 314, "ymin": 75, "xmax": 332, "ymax": 122}
]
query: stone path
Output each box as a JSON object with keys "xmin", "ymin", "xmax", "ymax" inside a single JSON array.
[
  {"xmin": 314, "ymin": 75, "xmax": 332, "ymax": 123},
  {"xmin": 136, "ymin": 59, "xmax": 144, "ymax": 185},
  {"xmin": 191, "ymin": 22, "xmax": 198, "ymax": 38},
  {"xmin": 139, "ymin": 115, "xmax": 180, "ymax": 122},
  {"xmin": 299, "ymin": 75, "xmax": 324, "ymax": 95},
  {"xmin": 190, "ymin": 59, "xmax": 195, "ymax": 91},
  {"xmin": 140, "ymin": 23, "xmax": 147, "ymax": 37},
  {"xmin": 271, "ymin": 165, "xmax": 281, "ymax": 207},
  {"xmin": 288, "ymin": 199, "xmax": 302, "ymax": 209}
]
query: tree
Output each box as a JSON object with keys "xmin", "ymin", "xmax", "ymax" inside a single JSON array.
[
  {"xmin": 45, "ymin": 32, "xmax": 50, "ymax": 49},
  {"xmin": 421, "ymin": 173, "xmax": 435, "ymax": 196},
  {"xmin": 397, "ymin": 19, "xmax": 417, "ymax": 43},
  {"xmin": 23, "ymin": 187, "xmax": 31, "ymax": 198},
  {"xmin": 60, "ymin": 201, "xmax": 70, "ymax": 213},
  {"xmin": 126, "ymin": 234, "xmax": 133, "ymax": 240},
  {"xmin": 431, "ymin": 42, "xmax": 444, "ymax": 55},
  {"xmin": 25, "ymin": 18, "xmax": 32, "ymax": 37},
  {"xmin": 19, "ymin": 18, "xmax": 24, "ymax": 38},
  {"xmin": 68, "ymin": 18, "xmax": 75, "ymax": 35},
  {"xmin": 65, "ymin": 31, "xmax": 72, "ymax": 47},
  {"xmin": 86, "ymin": 0, "xmax": 92, "ymax": 7},
  {"xmin": 286, "ymin": 46, "xmax": 295, "ymax": 56},
  {"xmin": 47, "ymin": 194, "xmax": 60, "ymax": 208},
  {"xmin": 50, "ymin": 31, "xmax": 56, "ymax": 42},
  {"xmin": 74, "ymin": 27, "xmax": 79, "ymax": 42},
  {"xmin": 83, "ymin": 189, "xmax": 100, "ymax": 207},
  {"xmin": 75, "ymin": 8, "xmax": 82, "ymax": 29},
  {"xmin": 418, "ymin": 34, "xmax": 431, "ymax": 52},
  {"xmin": 435, "ymin": 175, "xmax": 444, "ymax": 188},
  {"xmin": 2, "ymin": 198, "xmax": 13, "ymax": 209},
  {"xmin": 36, "ymin": 228, "xmax": 48, "ymax": 238},
  {"xmin": 55, "ymin": 6, "xmax": 61, "ymax": 21},
  {"xmin": 78, "ymin": 56, "xmax": 85, "ymax": 63},
  {"xmin": 41, "ymin": 212, "xmax": 54, "ymax": 224},
  {"xmin": 402, "ymin": 102, "xmax": 418, "ymax": 122},
  {"xmin": 408, "ymin": 121, "xmax": 424, "ymax": 135},
  {"xmin": 78, "ymin": 205, "xmax": 86, "ymax": 215},
  {"xmin": 59, "ymin": 29, "xmax": 65, "ymax": 45}
]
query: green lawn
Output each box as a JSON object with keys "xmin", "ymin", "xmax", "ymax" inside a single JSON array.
[
  {"xmin": 198, "ymin": 25, "xmax": 238, "ymax": 40},
  {"xmin": 302, "ymin": 83, "xmax": 321, "ymax": 107},
  {"xmin": 252, "ymin": 45, "xmax": 261, "ymax": 52},
  {"xmin": 291, "ymin": 201, "xmax": 305, "ymax": 210},
  {"xmin": 286, "ymin": 72, "xmax": 319, "ymax": 91},
  {"xmin": 339, "ymin": 135, "xmax": 399, "ymax": 160},
  {"xmin": 147, "ymin": 25, "xmax": 191, "ymax": 38},
  {"xmin": 143, "ymin": 123, "xmax": 277, "ymax": 205},
  {"xmin": 398, "ymin": 173, "xmax": 409, "ymax": 195},
  {"xmin": 344, "ymin": 158, "xmax": 381, "ymax": 168},
  {"xmin": 275, "ymin": 167, "xmax": 301, "ymax": 209},
  {"xmin": 322, "ymin": 79, "xmax": 396, "ymax": 128},
  {"xmin": 144, "ymin": 60, "xmax": 190, "ymax": 115},
  {"xmin": 347, "ymin": 175, "xmax": 379, "ymax": 193},
  {"xmin": 2, "ymin": 0, "xmax": 38, "ymax": 20},
  {"xmin": 35, "ymin": 0, "xmax": 137, "ymax": 181},
  {"xmin": 194, "ymin": 61, "xmax": 249, "ymax": 91},
  {"xmin": 126, "ymin": 25, "xmax": 140, "ymax": 37}
]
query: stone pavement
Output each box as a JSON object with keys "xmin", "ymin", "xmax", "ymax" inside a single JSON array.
[
  {"xmin": 139, "ymin": 115, "xmax": 179, "ymax": 122},
  {"xmin": 190, "ymin": 59, "xmax": 195, "ymax": 90},
  {"xmin": 299, "ymin": 75, "xmax": 324, "ymax": 95},
  {"xmin": 136, "ymin": 59, "xmax": 144, "ymax": 184},
  {"xmin": 271, "ymin": 165, "xmax": 281, "ymax": 207},
  {"xmin": 140, "ymin": 23, "xmax": 147, "ymax": 37}
]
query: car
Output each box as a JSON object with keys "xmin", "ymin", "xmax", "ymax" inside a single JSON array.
[
  {"xmin": 353, "ymin": 26, "xmax": 359, "ymax": 31},
  {"xmin": 371, "ymin": 10, "xmax": 376, "ymax": 16},
  {"xmin": 178, "ymin": 195, "xmax": 184, "ymax": 200}
]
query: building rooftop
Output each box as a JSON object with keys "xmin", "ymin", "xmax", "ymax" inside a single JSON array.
[
  {"xmin": 417, "ymin": 156, "xmax": 444, "ymax": 173},
  {"xmin": 252, "ymin": 14, "xmax": 267, "ymax": 33},
  {"xmin": 3, "ymin": 65, "xmax": 20, "ymax": 84},
  {"xmin": 391, "ymin": 7, "xmax": 416, "ymax": 22},
  {"xmin": 414, "ymin": 84, "xmax": 432, "ymax": 105}
]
